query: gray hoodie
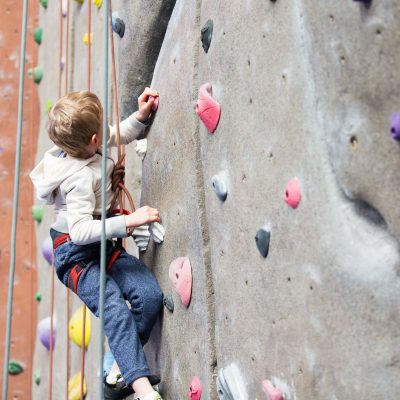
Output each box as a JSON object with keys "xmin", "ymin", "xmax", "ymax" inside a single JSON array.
[{"xmin": 30, "ymin": 114, "xmax": 147, "ymax": 245}]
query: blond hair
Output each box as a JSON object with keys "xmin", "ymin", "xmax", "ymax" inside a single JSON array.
[{"xmin": 47, "ymin": 91, "xmax": 102, "ymax": 158}]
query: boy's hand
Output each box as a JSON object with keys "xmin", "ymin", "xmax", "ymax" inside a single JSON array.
[
  {"xmin": 124, "ymin": 206, "xmax": 161, "ymax": 229},
  {"xmin": 136, "ymin": 87, "xmax": 159, "ymax": 123}
]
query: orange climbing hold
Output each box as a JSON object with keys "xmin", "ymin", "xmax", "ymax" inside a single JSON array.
[{"xmin": 195, "ymin": 82, "xmax": 221, "ymax": 133}]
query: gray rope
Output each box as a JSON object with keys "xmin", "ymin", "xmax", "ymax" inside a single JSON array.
[
  {"xmin": 99, "ymin": 0, "xmax": 110, "ymax": 397},
  {"xmin": 2, "ymin": 0, "xmax": 29, "ymax": 397}
]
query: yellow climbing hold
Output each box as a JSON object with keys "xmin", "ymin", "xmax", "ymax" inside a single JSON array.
[
  {"xmin": 83, "ymin": 32, "xmax": 92, "ymax": 45},
  {"xmin": 68, "ymin": 372, "xmax": 86, "ymax": 400},
  {"xmin": 69, "ymin": 305, "xmax": 91, "ymax": 348},
  {"xmin": 74, "ymin": 0, "xmax": 84, "ymax": 4},
  {"xmin": 93, "ymin": 0, "xmax": 102, "ymax": 8}
]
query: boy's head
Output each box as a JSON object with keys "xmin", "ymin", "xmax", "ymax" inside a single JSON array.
[{"xmin": 47, "ymin": 91, "xmax": 103, "ymax": 158}]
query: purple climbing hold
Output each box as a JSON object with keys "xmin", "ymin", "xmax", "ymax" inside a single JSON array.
[
  {"xmin": 41, "ymin": 236, "xmax": 53, "ymax": 265},
  {"xmin": 390, "ymin": 113, "xmax": 400, "ymax": 140},
  {"xmin": 38, "ymin": 317, "xmax": 56, "ymax": 351}
]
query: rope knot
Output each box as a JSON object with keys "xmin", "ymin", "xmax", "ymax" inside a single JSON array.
[{"xmin": 112, "ymin": 156, "xmax": 126, "ymax": 192}]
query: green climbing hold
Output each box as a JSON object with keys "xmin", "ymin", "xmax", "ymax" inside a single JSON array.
[
  {"xmin": 34, "ymin": 27, "xmax": 43, "ymax": 45},
  {"xmin": 27, "ymin": 66, "xmax": 43, "ymax": 84},
  {"xmin": 35, "ymin": 292, "xmax": 42, "ymax": 302},
  {"xmin": 34, "ymin": 369, "xmax": 41, "ymax": 385},
  {"xmin": 45, "ymin": 99, "xmax": 54, "ymax": 114},
  {"xmin": 8, "ymin": 360, "xmax": 23, "ymax": 375},
  {"xmin": 39, "ymin": 0, "xmax": 48, "ymax": 8},
  {"xmin": 32, "ymin": 205, "xmax": 44, "ymax": 222}
]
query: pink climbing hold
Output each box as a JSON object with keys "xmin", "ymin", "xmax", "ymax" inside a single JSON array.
[
  {"xmin": 284, "ymin": 177, "xmax": 301, "ymax": 209},
  {"xmin": 41, "ymin": 236, "xmax": 53, "ymax": 265},
  {"xmin": 195, "ymin": 82, "xmax": 221, "ymax": 133},
  {"xmin": 169, "ymin": 257, "xmax": 192, "ymax": 307},
  {"xmin": 149, "ymin": 95, "xmax": 159, "ymax": 112},
  {"xmin": 261, "ymin": 380, "xmax": 283, "ymax": 400},
  {"xmin": 188, "ymin": 376, "xmax": 202, "ymax": 400}
]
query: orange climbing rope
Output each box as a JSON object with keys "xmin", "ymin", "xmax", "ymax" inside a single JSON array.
[{"xmin": 108, "ymin": 0, "xmax": 135, "ymax": 220}]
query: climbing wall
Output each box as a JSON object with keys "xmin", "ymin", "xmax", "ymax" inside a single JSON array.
[
  {"xmin": 29, "ymin": 0, "xmax": 400, "ymax": 399},
  {"xmin": 0, "ymin": 0, "xmax": 40, "ymax": 397},
  {"xmin": 120, "ymin": 0, "xmax": 400, "ymax": 399}
]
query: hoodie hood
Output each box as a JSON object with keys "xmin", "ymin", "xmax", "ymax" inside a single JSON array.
[{"xmin": 30, "ymin": 146, "xmax": 95, "ymax": 204}]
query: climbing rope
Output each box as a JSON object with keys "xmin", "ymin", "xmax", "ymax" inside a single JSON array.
[
  {"xmin": 98, "ymin": 0, "xmax": 110, "ymax": 396},
  {"xmin": 1, "ymin": 0, "xmax": 29, "ymax": 398},
  {"xmin": 79, "ymin": 0, "xmax": 92, "ymax": 396}
]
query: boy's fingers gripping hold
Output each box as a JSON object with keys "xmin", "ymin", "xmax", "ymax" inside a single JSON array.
[
  {"xmin": 136, "ymin": 88, "xmax": 159, "ymax": 123},
  {"xmin": 124, "ymin": 206, "xmax": 161, "ymax": 229}
]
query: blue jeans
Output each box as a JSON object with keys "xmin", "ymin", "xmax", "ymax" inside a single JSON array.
[{"xmin": 50, "ymin": 228, "xmax": 163, "ymax": 386}]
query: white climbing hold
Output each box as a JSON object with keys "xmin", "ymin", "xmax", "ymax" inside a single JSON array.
[
  {"xmin": 150, "ymin": 221, "xmax": 165, "ymax": 244},
  {"xmin": 133, "ymin": 224, "xmax": 150, "ymax": 252},
  {"xmin": 62, "ymin": 0, "xmax": 67, "ymax": 17},
  {"xmin": 217, "ymin": 363, "xmax": 248, "ymax": 400},
  {"xmin": 135, "ymin": 139, "xmax": 147, "ymax": 161}
]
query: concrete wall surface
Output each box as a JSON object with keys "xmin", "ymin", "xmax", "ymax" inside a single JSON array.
[{"xmin": 30, "ymin": 0, "xmax": 400, "ymax": 399}]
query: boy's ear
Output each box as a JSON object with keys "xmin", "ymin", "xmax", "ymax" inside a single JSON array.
[{"xmin": 91, "ymin": 133, "xmax": 98, "ymax": 145}]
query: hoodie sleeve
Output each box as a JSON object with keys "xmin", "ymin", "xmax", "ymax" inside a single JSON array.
[
  {"xmin": 107, "ymin": 112, "xmax": 149, "ymax": 148},
  {"xmin": 65, "ymin": 167, "xmax": 128, "ymax": 245}
]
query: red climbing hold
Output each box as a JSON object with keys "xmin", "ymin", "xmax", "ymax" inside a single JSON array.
[
  {"xmin": 189, "ymin": 376, "xmax": 202, "ymax": 400},
  {"xmin": 261, "ymin": 380, "xmax": 283, "ymax": 400},
  {"xmin": 195, "ymin": 82, "xmax": 221, "ymax": 133},
  {"xmin": 284, "ymin": 177, "xmax": 301, "ymax": 209},
  {"xmin": 169, "ymin": 257, "xmax": 192, "ymax": 307},
  {"xmin": 149, "ymin": 95, "xmax": 159, "ymax": 112}
]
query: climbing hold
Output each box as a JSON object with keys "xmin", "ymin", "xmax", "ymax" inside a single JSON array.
[
  {"xmin": 69, "ymin": 305, "xmax": 91, "ymax": 349},
  {"xmin": 27, "ymin": 66, "xmax": 43, "ymax": 84},
  {"xmin": 216, "ymin": 364, "xmax": 247, "ymax": 400},
  {"xmin": 163, "ymin": 294, "xmax": 174, "ymax": 313},
  {"xmin": 255, "ymin": 228, "xmax": 270, "ymax": 258},
  {"xmin": 133, "ymin": 224, "xmax": 151, "ymax": 252},
  {"xmin": 39, "ymin": 0, "xmax": 48, "ymax": 9},
  {"xmin": 41, "ymin": 236, "xmax": 53, "ymax": 265},
  {"xmin": 150, "ymin": 221, "xmax": 165, "ymax": 244},
  {"xmin": 45, "ymin": 99, "xmax": 54, "ymax": 114},
  {"xmin": 189, "ymin": 376, "xmax": 202, "ymax": 400},
  {"xmin": 34, "ymin": 369, "xmax": 41, "ymax": 385},
  {"xmin": 103, "ymin": 351, "xmax": 115, "ymax": 375},
  {"xmin": 284, "ymin": 177, "xmax": 301, "ymax": 209},
  {"xmin": 68, "ymin": 372, "xmax": 87, "ymax": 400},
  {"xmin": 35, "ymin": 291, "xmax": 42, "ymax": 302},
  {"xmin": 37, "ymin": 317, "xmax": 56, "ymax": 351},
  {"xmin": 135, "ymin": 139, "xmax": 147, "ymax": 161},
  {"xmin": 8, "ymin": 360, "xmax": 23, "ymax": 375},
  {"xmin": 74, "ymin": 0, "xmax": 84, "ymax": 4},
  {"xmin": 93, "ymin": 0, "xmax": 102, "ymax": 7},
  {"xmin": 261, "ymin": 380, "xmax": 283, "ymax": 400},
  {"xmin": 83, "ymin": 32, "xmax": 92, "ymax": 45},
  {"xmin": 195, "ymin": 82, "xmax": 221, "ymax": 133},
  {"xmin": 33, "ymin": 27, "xmax": 43, "ymax": 45},
  {"xmin": 169, "ymin": 257, "xmax": 192, "ymax": 307},
  {"xmin": 62, "ymin": 0, "xmax": 67, "ymax": 16},
  {"xmin": 32, "ymin": 204, "xmax": 44, "ymax": 222},
  {"xmin": 61, "ymin": 56, "xmax": 65, "ymax": 71},
  {"xmin": 201, "ymin": 19, "xmax": 213, "ymax": 53},
  {"xmin": 390, "ymin": 113, "xmax": 400, "ymax": 140},
  {"xmin": 211, "ymin": 172, "xmax": 228, "ymax": 201},
  {"xmin": 112, "ymin": 13, "xmax": 125, "ymax": 38},
  {"xmin": 149, "ymin": 95, "xmax": 159, "ymax": 112}
]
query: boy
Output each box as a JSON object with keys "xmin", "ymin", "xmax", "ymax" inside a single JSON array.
[{"xmin": 30, "ymin": 88, "xmax": 164, "ymax": 400}]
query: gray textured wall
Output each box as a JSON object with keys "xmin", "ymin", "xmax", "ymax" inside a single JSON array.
[{"xmin": 33, "ymin": 0, "xmax": 400, "ymax": 399}]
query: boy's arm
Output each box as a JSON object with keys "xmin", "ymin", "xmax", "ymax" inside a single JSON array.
[
  {"xmin": 107, "ymin": 113, "xmax": 149, "ymax": 147},
  {"xmin": 65, "ymin": 168, "xmax": 127, "ymax": 245}
]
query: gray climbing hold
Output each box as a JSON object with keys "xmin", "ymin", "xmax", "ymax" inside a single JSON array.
[
  {"xmin": 163, "ymin": 294, "xmax": 174, "ymax": 313},
  {"xmin": 255, "ymin": 228, "xmax": 270, "ymax": 258},
  {"xmin": 112, "ymin": 13, "xmax": 125, "ymax": 38},
  {"xmin": 216, "ymin": 364, "xmax": 248, "ymax": 400},
  {"xmin": 212, "ymin": 173, "xmax": 228, "ymax": 202},
  {"xmin": 201, "ymin": 19, "xmax": 213, "ymax": 53}
]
